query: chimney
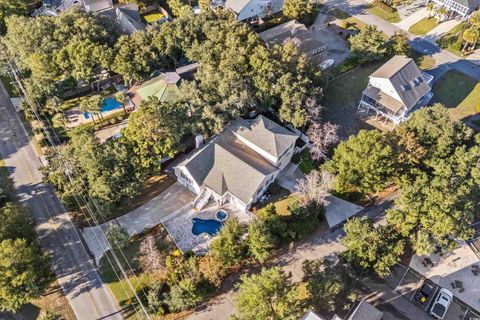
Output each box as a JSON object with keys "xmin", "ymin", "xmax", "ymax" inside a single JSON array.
[{"xmin": 195, "ymin": 134, "xmax": 204, "ymax": 148}]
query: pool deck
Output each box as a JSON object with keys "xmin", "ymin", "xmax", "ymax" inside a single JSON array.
[
  {"xmin": 65, "ymin": 97, "xmax": 125, "ymax": 128},
  {"xmin": 162, "ymin": 202, "xmax": 254, "ymax": 254}
]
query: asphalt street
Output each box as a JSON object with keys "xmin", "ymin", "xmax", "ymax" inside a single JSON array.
[{"xmin": 0, "ymin": 80, "xmax": 124, "ymax": 319}]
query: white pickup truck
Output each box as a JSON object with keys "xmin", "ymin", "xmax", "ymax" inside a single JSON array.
[{"xmin": 429, "ymin": 288, "xmax": 453, "ymax": 320}]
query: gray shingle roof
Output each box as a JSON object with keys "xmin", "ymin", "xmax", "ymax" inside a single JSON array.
[
  {"xmin": 370, "ymin": 55, "xmax": 431, "ymax": 111},
  {"xmin": 259, "ymin": 20, "xmax": 326, "ymax": 56},
  {"xmin": 452, "ymin": 0, "xmax": 480, "ymax": 9},
  {"xmin": 99, "ymin": 4, "xmax": 146, "ymax": 35},
  {"xmin": 224, "ymin": 0, "xmax": 250, "ymax": 14},
  {"xmin": 234, "ymin": 115, "xmax": 298, "ymax": 158},
  {"xmin": 348, "ymin": 301, "xmax": 383, "ymax": 320},
  {"xmin": 178, "ymin": 116, "xmax": 297, "ymax": 204}
]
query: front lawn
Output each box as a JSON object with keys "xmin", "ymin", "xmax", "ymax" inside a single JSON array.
[
  {"xmin": 143, "ymin": 11, "xmax": 165, "ymax": 24},
  {"xmin": 432, "ymin": 70, "xmax": 480, "ymax": 121},
  {"xmin": 323, "ymin": 63, "xmax": 382, "ymax": 138},
  {"xmin": 367, "ymin": 5, "xmax": 400, "ymax": 23},
  {"xmin": 410, "ymin": 51, "xmax": 436, "ymax": 70},
  {"xmin": 408, "ymin": 17, "xmax": 438, "ymax": 35},
  {"xmin": 437, "ymin": 22, "xmax": 468, "ymax": 56}
]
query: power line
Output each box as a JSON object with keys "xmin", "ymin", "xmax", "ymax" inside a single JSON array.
[{"xmin": 9, "ymin": 61, "xmax": 152, "ymax": 319}]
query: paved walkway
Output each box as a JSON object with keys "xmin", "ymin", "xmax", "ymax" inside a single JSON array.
[
  {"xmin": 425, "ymin": 19, "xmax": 461, "ymax": 42},
  {"xmin": 394, "ymin": 7, "xmax": 429, "ymax": 31},
  {"xmin": 82, "ymin": 182, "xmax": 195, "ymax": 263}
]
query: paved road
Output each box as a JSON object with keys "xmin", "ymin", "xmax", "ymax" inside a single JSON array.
[{"xmin": 0, "ymin": 80, "xmax": 124, "ymax": 320}]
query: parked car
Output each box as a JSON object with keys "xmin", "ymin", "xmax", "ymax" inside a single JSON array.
[
  {"xmin": 429, "ymin": 288, "xmax": 453, "ymax": 320},
  {"xmin": 415, "ymin": 282, "xmax": 434, "ymax": 305}
]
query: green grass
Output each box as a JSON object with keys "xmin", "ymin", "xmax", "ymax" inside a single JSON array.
[
  {"xmin": 323, "ymin": 63, "xmax": 383, "ymax": 138},
  {"xmin": 274, "ymin": 194, "xmax": 300, "ymax": 216},
  {"xmin": 142, "ymin": 11, "xmax": 165, "ymax": 23},
  {"xmin": 367, "ymin": 5, "xmax": 400, "ymax": 23},
  {"xmin": 410, "ymin": 51, "xmax": 436, "ymax": 70},
  {"xmin": 432, "ymin": 70, "xmax": 480, "ymax": 121},
  {"xmin": 437, "ymin": 22, "xmax": 467, "ymax": 56},
  {"xmin": 297, "ymin": 149, "xmax": 314, "ymax": 174},
  {"xmin": 0, "ymin": 74, "xmax": 19, "ymax": 97},
  {"xmin": 328, "ymin": 8, "xmax": 351, "ymax": 19},
  {"xmin": 344, "ymin": 17, "xmax": 368, "ymax": 31},
  {"xmin": 409, "ymin": 17, "xmax": 438, "ymax": 35}
]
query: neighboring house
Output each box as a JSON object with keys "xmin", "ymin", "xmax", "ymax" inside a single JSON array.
[
  {"xmin": 259, "ymin": 20, "xmax": 327, "ymax": 61},
  {"xmin": 301, "ymin": 310, "xmax": 328, "ymax": 320},
  {"xmin": 426, "ymin": 0, "xmax": 480, "ymax": 20},
  {"xmin": 34, "ymin": 0, "xmax": 112, "ymax": 16},
  {"xmin": 347, "ymin": 300, "xmax": 383, "ymax": 320},
  {"xmin": 130, "ymin": 63, "xmax": 199, "ymax": 108},
  {"xmin": 358, "ymin": 55, "xmax": 434, "ymax": 125},
  {"xmin": 224, "ymin": 0, "xmax": 284, "ymax": 21},
  {"xmin": 175, "ymin": 115, "xmax": 299, "ymax": 212},
  {"xmin": 99, "ymin": 4, "xmax": 146, "ymax": 35}
]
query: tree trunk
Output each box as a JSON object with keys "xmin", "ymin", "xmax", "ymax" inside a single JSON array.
[
  {"xmin": 91, "ymin": 114, "xmax": 96, "ymax": 125},
  {"xmin": 463, "ymin": 41, "xmax": 469, "ymax": 53},
  {"xmin": 122, "ymin": 102, "xmax": 127, "ymax": 115}
]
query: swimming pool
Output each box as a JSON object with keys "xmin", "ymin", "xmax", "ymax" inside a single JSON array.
[
  {"xmin": 83, "ymin": 97, "xmax": 122, "ymax": 119},
  {"xmin": 192, "ymin": 218, "xmax": 222, "ymax": 236}
]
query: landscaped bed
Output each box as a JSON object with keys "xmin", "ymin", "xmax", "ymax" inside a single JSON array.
[
  {"xmin": 409, "ymin": 17, "xmax": 438, "ymax": 35},
  {"xmin": 367, "ymin": 4, "xmax": 400, "ymax": 23},
  {"xmin": 432, "ymin": 70, "xmax": 480, "ymax": 121}
]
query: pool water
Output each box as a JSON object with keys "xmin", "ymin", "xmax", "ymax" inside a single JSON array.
[
  {"xmin": 83, "ymin": 97, "xmax": 122, "ymax": 119},
  {"xmin": 192, "ymin": 218, "xmax": 222, "ymax": 236},
  {"xmin": 216, "ymin": 210, "xmax": 228, "ymax": 221}
]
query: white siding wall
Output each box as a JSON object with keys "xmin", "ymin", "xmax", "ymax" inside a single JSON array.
[
  {"xmin": 175, "ymin": 167, "xmax": 201, "ymax": 194},
  {"xmin": 369, "ymin": 77, "xmax": 403, "ymax": 103},
  {"xmin": 236, "ymin": 0, "xmax": 284, "ymax": 20},
  {"xmin": 234, "ymin": 133, "xmax": 284, "ymax": 166}
]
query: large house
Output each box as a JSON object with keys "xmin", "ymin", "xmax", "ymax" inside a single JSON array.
[
  {"xmin": 358, "ymin": 55, "xmax": 433, "ymax": 125},
  {"xmin": 34, "ymin": 0, "xmax": 113, "ymax": 16},
  {"xmin": 259, "ymin": 20, "xmax": 327, "ymax": 61},
  {"xmin": 98, "ymin": 4, "xmax": 146, "ymax": 35},
  {"xmin": 224, "ymin": 0, "xmax": 284, "ymax": 21},
  {"xmin": 426, "ymin": 0, "xmax": 480, "ymax": 20},
  {"xmin": 175, "ymin": 115, "xmax": 298, "ymax": 212}
]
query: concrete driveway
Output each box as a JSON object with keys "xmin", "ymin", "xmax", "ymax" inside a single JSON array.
[{"xmin": 82, "ymin": 182, "xmax": 195, "ymax": 263}]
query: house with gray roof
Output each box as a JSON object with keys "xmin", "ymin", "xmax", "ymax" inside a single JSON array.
[
  {"xmin": 259, "ymin": 20, "xmax": 327, "ymax": 61},
  {"xmin": 358, "ymin": 55, "xmax": 434, "ymax": 125},
  {"xmin": 34, "ymin": 0, "xmax": 112, "ymax": 16},
  {"xmin": 99, "ymin": 4, "xmax": 146, "ymax": 35},
  {"xmin": 426, "ymin": 0, "xmax": 480, "ymax": 20},
  {"xmin": 224, "ymin": 0, "xmax": 284, "ymax": 21},
  {"xmin": 348, "ymin": 300, "xmax": 383, "ymax": 320},
  {"xmin": 175, "ymin": 115, "xmax": 298, "ymax": 212}
]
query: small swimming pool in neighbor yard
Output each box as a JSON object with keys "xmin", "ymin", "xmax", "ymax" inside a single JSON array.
[
  {"xmin": 83, "ymin": 97, "xmax": 122, "ymax": 119},
  {"xmin": 192, "ymin": 218, "xmax": 222, "ymax": 236}
]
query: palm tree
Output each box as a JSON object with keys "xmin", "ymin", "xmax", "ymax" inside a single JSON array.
[
  {"xmin": 436, "ymin": 6, "xmax": 448, "ymax": 22},
  {"xmin": 89, "ymin": 95, "xmax": 105, "ymax": 124},
  {"xmin": 427, "ymin": 2, "xmax": 435, "ymax": 17},
  {"xmin": 114, "ymin": 91, "xmax": 128, "ymax": 115},
  {"xmin": 79, "ymin": 95, "xmax": 104, "ymax": 125},
  {"xmin": 469, "ymin": 11, "xmax": 480, "ymax": 28},
  {"xmin": 462, "ymin": 27, "xmax": 479, "ymax": 53},
  {"xmin": 79, "ymin": 98, "xmax": 96, "ymax": 125}
]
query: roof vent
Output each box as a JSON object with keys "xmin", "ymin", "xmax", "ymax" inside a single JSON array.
[
  {"xmin": 401, "ymin": 85, "xmax": 408, "ymax": 92},
  {"xmin": 291, "ymin": 27, "xmax": 298, "ymax": 35}
]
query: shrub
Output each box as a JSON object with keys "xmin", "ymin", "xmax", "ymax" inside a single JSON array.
[{"xmin": 340, "ymin": 20, "xmax": 348, "ymax": 29}]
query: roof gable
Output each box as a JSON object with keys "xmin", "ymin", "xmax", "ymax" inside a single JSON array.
[{"xmin": 369, "ymin": 56, "xmax": 430, "ymax": 110}]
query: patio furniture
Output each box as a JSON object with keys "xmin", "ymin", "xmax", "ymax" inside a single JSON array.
[
  {"xmin": 454, "ymin": 280, "xmax": 463, "ymax": 289},
  {"xmin": 451, "ymin": 282, "xmax": 456, "ymax": 289}
]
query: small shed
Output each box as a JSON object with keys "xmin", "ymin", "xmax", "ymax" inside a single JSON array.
[{"xmin": 324, "ymin": 195, "xmax": 364, "ymax": 230}]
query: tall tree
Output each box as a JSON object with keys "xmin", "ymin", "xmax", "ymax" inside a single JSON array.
[
  {"xmin": 210, "ymin": 218, "xmax": 245, "ymax": 268},
  {"xmin": 246, "ymin": 220, "xmax": 273, "ymax": 264},
  {"xmin": 235, "ymin": 267, "xmax": 304, "ymax": 320},
  {"xmin": 295, "ymin": 170, "xmax": 334, "ymax": 206},
  {"xmin": 0, "ymin": 238, "xmax": 50, "ymax": 312},
  {"xmin": 342, "ymin": 217, "xmax": 405, "ymax": 278},
  {"xmin": 349, "ymin": 26, "xmax": 388, "ymax": 64},
  {"xmin": 325, "ymin": 129, "xmax": 397, "ymax": 194},
  {"xmin": 282, "ymin": 0, "xmax": 314, "ymax": 20}
]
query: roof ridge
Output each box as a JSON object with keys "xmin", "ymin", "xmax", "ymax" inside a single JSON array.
[{"xmin": 215, "ymin": 143, "xmax": 266, "ymax": 175}]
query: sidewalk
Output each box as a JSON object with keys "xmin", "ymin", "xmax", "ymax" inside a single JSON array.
[{"xmin": 394, "ymin": 7, "xmax": 428, "ymax": 31}]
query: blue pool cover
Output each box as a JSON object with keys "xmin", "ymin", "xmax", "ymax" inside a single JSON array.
[
  {"xmin": 83, "ymin": 97, "xmax": 122, "ymax": 119},
  {"xmin": 192, "ymin": 218, "xmax": 222, "ymax": 236}
]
